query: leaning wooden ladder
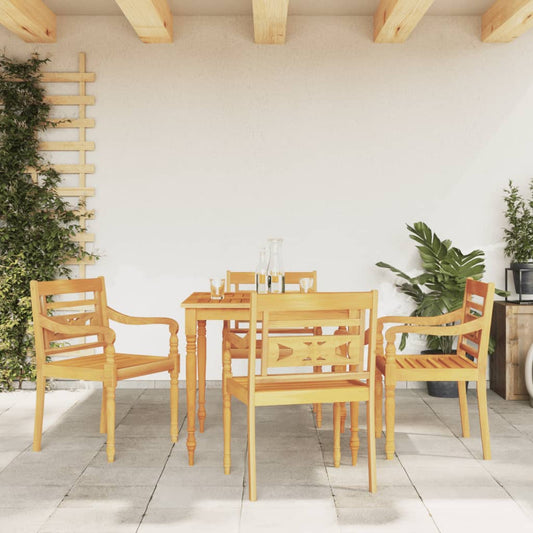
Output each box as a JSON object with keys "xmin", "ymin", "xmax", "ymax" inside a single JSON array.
[{"xmin": 30, "ymin": 51, "xmax": 96, "ymax": 279}]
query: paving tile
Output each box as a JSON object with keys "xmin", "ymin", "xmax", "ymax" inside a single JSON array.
[
  {"xmin": 76, "ymin": 465, "xmax": 163, "ymax": 487},
  {"xmin": 39, "ymin": 506, "xmax": 144, "ymax": 533},
  {"xmin": 138, "ymin": 507, "xmax": 241, "ymax": 533},
  {"xmin": 240, "ymin": 501, "xmax": 340, "ymax": 533},
  {"xmin": 419, "ymin": 485, "xmax": 532, "ymax": 533},
  {"xmin": 157, "ymin": 465, "xmax": 245, "ymax": 487},
  {"xmin": 149, "ymin": 484, "xmax": 243, "ymax": 509},
  {"xmin": 60, "ymin": 485, "xmax": 155, "ymax": 509},
  {"xmin": 0, "ymin": 507, "xmax": 56, "ymax": 533}
]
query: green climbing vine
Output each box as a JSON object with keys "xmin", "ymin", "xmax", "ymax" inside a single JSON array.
[{"xmin": 0, "ymin": 54, "xmax": 96, "ymax": 390}]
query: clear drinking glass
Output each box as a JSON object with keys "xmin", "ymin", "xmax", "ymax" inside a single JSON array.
[
  {"xmin": 210, "ymin": 278, "xmax": 225, "ymax": 300},
  {"xmin": 299, "ymin": 277, "xmax": 313, "ymax": 293}
]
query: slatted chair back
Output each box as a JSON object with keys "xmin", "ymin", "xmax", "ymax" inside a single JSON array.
[
  {"xmin": 31, "ymin": 277, "xmax": 109, "ymax": 365},
  {"xmin": 456, "ymin": 278, "xmax": 494, "ymax": 372},
  {"xmin": 248, "ymin": 292, "xmax": 377, "ymax": 382}
]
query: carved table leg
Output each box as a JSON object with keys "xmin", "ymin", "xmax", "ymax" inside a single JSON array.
[
  {"xmin": 197, "ymin": 320, "xmax": 207, "ymax": 433},
  {"xmin": 185, "ymin": 310, "xmax": 197, "ymax": 465}
]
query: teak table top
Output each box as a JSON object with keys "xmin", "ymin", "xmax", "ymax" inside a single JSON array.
[{"xmin": 181, "ymin": 291, "xmax": 251, "ymax": 309}]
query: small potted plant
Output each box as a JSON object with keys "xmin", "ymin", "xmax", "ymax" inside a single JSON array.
[
  {"xmin": 503, "ymin": 179, "xmax": 533, "ymax": 296},
  {"xmin": 376, "ymin": 221, "xmax": 497, "ymax": 397}
]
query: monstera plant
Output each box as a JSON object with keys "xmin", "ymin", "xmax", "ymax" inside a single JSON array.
[{"xmin": 376, "ymin": 222, "xmax": 492, "ymax": 354}]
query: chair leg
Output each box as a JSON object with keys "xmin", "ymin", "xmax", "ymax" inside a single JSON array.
[
  {"xmin": 333, "ymin": 402, "xmax": 341, "ymax": 467},
  {"xmin": 340, "ymin": 402, "xmax": 347, "ymax": 434},
  {"xmin": 458, "ymin": 380, "xmax": 470, "ymax": 438},
  {"xmin": 366, "ymin": 397, "xmax": 377, "ymax": 493},
  {"xmin": 99, "ymin": 386, "xmax": 107, "ymax": 434},
  {"xmin": 477, "ymin": 380, "xmax": 491, "ymax": 460},
  {"xmin": 223, "ymin": 384, "xmax": 232, "ymax": 475},
  {"xmin": 313, "ymin": 366, "xmax": 323, "ymax": 428},
  {"xmin": 349, "ymin": 401, "xmax": 359, "ymax": 466},
  {"xmin": 248, "ymin": 403, "xmax": 257, "ymax": 501},
  {"xmin": 106, "ymin": 385, "xmax": 116, "ymax": 463},
  {"xmin": 170, "ymin": 366, "xmax": 179, "ymax": 443},
  {"xmin": 33, "ymin": 373, "xmax": 45, "ymax": 452},
  {"xmin": 384, "ymin": 382, "xmax": 396, "ymax": 460},
  {"xmin": 375, "ymin": 370, "xmax": 383, "ymax": 438}
]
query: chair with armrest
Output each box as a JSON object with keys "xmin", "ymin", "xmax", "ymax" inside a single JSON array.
[
  {"xmin": 222, "ymin": 291, "xmax": 378, "ymax": 501},
  {"xmin": 30, "ymin": 277, "xmax": 179, "ymax": 462},
  {"xmin": 375, "ymin": 278, "xmax": 495, "ymax": 460}
]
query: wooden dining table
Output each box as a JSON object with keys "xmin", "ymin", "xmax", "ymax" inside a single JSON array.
[{"xmin": 181, "ymin": 291, "xmax": 252, "ymax": 465}]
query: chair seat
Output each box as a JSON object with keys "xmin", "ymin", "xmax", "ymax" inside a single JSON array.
[
  {"xmin": 227, "ymin": 376, "xmax": 370, "ymax": 406},
  {"xmin": 44, "ymin": 353, "xmax": 172, "ymax": 381},
  {"xmin": 377, "ymin": 353, "xmax": 478, "ymax": 381}
]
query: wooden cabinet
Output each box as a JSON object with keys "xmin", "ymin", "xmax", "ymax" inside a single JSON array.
[{"xmin": 490, "ymin": 302, "xmax": 533, "ymax": 400}]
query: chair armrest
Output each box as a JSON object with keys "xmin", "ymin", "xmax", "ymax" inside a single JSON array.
[
  {"xmin": 106, "ymin": 306, "xmax": 178, "ymax": 335},
  {"xmin": 39, "ymin": 315, "xmax": 116, "ymax": 344},
  {"xmin": 384, "ymin": 318, "xmax": 483, "ymax": 344},
  {"xmin": 378, "ymin": 308, "xmax": 463, "ymax": 328}
]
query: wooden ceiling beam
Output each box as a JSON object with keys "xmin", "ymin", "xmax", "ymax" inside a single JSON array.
[
  {"xmin": 0, "ymin": 0, "xmax": 56, "ymax": 42},
  {"xmin": 252, "ymin": 0, "xmax": 289, "ymax": 44},
  {"xmin": 374, "ymin": 0, "xmax": 435, "ymax": 43},
  {"xmin": 114, "ymin": 0, "xmax": 173, "ymax": 43},
  {"xmin": 482, "ymin": 0, "xmax": 533, "ymax": 43}
]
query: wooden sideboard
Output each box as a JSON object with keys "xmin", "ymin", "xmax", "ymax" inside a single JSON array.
[{"xmin": 490, "ymin": 301, "xmax": 533, "ymax": 400}]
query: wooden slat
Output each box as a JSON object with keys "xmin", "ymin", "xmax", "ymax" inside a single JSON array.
[
  {"xmin": 71, "ymin": 233, "xmax": 95, "ymax": 243},
  {"xmin": 44, "ymin": 95, "xmax": 95, "ymax": 106},
  {"xmin": 41, "ymin": 72, "xmax": 96, "ymax": 83},
  {"xmin": 39, "ymin": 141, "xmax": 95, "ymax": 152},
  {"xmin": 65, "ymin": 257, "xmax": 96, "ymax": 266},
  {"xmin": 374, "ymin": 0, "xmax": 435, "ymax": 43},
  {"xmin": 482, "ymin": 0, "xmax": 533, "ymax": 42},
  {"xmin": 252, "ymin": 0, "xmax": 289, "ymax": 44},
  {"xmin": 0, "ymin": 0, "xmax": 55, "ymax": 43},
  {"xmin": 57, "ymin": 187, "xmax": 95, "ymax": 197},
  {"xmin": 50, "ymin": 119, "xmax": 96, "ymax": 129},
  {"xmin": 51, "ymin": 164, "xmax": 95, "ymax": 174},
  {"xmin": 46, "ymin": 299, "xmax": 96, "ymax": 310},
  {"xmin": 114, "ymin": 0, "xmax": 173, "ymax": 43}
]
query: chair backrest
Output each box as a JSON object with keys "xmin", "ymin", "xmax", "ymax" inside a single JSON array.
[
  {"xmin": 226, "ymin": 271, "xmax": 318, "ymax": 293},
  {"xmin": 457, "ymin": 278, "xmax": 495, "ymax": 372},
  {"xmin": 30, "ymin": 277, "xmax": 109, "ymax": 364},
  {"xmin": 247, "ymin": 292, "xmax": 378, "ymax": 383}
]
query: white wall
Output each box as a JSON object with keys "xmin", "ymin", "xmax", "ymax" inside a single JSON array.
[{"xmin": 2, "ymin": 16, "xmax": 533, "ymax": 380}]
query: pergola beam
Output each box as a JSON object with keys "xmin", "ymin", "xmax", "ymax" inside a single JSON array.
[
  {"xmin": 114, "ymin": 0, "xmax": 173, "ymax": 43},
  {"xmin": 0, "ymin": 0, "xmax": 56, "ymax": 42},
  {"xmin": 252, "ymin": 0, "xmax": 289, "ymax": 44},
  {"xmin": 482, "ymin": 0, "xmax": 533, "ymax": 43},
  {"xmin": 374, "ymin": 0, "xmax": 435, "ymax": 43}
]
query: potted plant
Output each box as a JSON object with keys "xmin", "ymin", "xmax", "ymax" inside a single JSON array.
[
  {"xmin": 503, "ymin": 179, "xmax": 533, "ymax": 296},
  {"xmin": 376, "ymin": 221, "xmax": 497, "ymax": 397}
]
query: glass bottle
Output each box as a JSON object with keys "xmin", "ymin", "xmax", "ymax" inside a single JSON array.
[
  {"xmin": 267, "ymin": 238, "xmax": 285, "ymax": 293},
  {"xmin": 255, "ymin": 248, "xmax": 269, "ymax": 294}
]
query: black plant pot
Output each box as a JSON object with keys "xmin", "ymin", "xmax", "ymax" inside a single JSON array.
[
  {"xmin": 427, "ymin": 380, "xmax": 460, "ymax": 398},
  {"xmin": 422, "ymin": 350, "xmax": 467, "ymax": 398},
  {"xmin": 511, "ymin": 262, "xmax": 533, "ymax": 295}
]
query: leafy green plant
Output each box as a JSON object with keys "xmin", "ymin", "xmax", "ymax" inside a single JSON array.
[
  {"xmin": 0, "ymin": 54, "xmax": 96, "ymax": 390},
  {"xmin": 503, "ymin": 179, "xmax": 533, "ymax": 263},
  {"xmin": 376, "ymin": 221, "xmax": 496, "ymax": 354}
]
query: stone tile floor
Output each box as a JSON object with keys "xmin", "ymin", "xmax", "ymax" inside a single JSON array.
[{"xmin": 0, "ymin": 387, "xmax": 532, "ymax": 532}]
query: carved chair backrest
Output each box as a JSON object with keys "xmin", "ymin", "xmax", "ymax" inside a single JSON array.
[{"xmin": 30, "ymin": 277, "xmax": 109, "ymax": 364}]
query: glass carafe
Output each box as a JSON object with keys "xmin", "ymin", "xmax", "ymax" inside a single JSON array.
[
  {"xmin": 267, "ymin": 238, "xmax": 285, "ymax": 293},
  {"xmin": 255, "ymin": 248, "xmax": 269, "ymax": 294}
]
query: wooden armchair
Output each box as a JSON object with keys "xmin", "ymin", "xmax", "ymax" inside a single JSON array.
[
  {"xmin": 375, "ymin": 278, "xmax": 495, "ymax": 460},
  {"xmin": 223, "ymin": 291, "xmax": 378, "ymax": 501},
  {"xmin": 30, "ymin": 277, "xmax": 179, "ymax": 462}
]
